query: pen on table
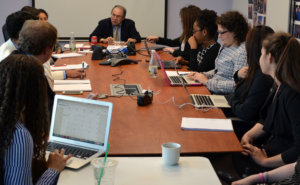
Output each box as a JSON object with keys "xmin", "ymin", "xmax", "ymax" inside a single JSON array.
[{"xmin": 81, "ymin": 61, "xmax": 85, "ymax": 79}]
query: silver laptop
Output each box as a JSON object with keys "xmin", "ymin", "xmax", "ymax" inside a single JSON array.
[
  {"xmin": 175, "ymin": 71, "xmax": 230, "ymax": 108},
  {"xmin": 47, "ymin": 95, "xmax": 113, "ymax": 169}
]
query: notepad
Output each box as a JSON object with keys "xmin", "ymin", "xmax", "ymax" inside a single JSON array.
[
  {"xmin": 53, "ymin": 80, "xmax": 92, "ymax": 92},
  {"xmin": 51, "ymin": 61, "xmax": 89, "ymax": 71},
  {"xmin": 52, "ymin": 53, "xmax": 84, "ymax": 59},
  {"xmin": 181, "ymin": 117, "xmax": 233, "ymax": 131}
]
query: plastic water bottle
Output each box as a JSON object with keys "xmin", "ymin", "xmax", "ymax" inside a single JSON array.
[
  {"xmin": 69, "ymin": 32, "xmax": 76, "ymax": 52},
  {"xmin": 149, "ymin": 50, "xmax": 158, "ymax": 78}
]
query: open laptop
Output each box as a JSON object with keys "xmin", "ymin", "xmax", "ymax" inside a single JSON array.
[
  {"xmin": 158, "ymin": 58, "xmax": 201, "ymax": 86},
  {"xmin": 143, "ymin": 40, "xmax": 181, "ymax": 69},
  {"xmin": 47, "ymin": 95, "xmax": 113, "ymax": 169},
  {"xmin": 175, "ymin": 73, "xmax": 230, "ymax": 108}
]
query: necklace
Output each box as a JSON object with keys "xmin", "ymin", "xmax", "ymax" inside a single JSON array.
[{"xmin": 197, "ymin": 42, "xmax": 216, "ymax": 65}]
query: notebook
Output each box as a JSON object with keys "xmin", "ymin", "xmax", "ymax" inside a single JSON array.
[
  {"xmin": 143, "ymin": 40, "xmax": 181, "ymax": 69},
  {"xmin": 159, "ymin": 58, "xmax": 202, "ymax": 86},
  {"xmin": 46, "ymin": 95, "xmax": 113, "ymax": 169}
]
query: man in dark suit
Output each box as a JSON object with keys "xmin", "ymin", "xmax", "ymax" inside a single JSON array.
[{"xmin": 89, "ymin": 5, "xmax": 141, "ymax": 43}]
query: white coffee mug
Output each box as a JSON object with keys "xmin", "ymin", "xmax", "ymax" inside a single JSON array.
[{"xmin": 161, "ymin": 142, "xmax": 181, "ymax": 165}]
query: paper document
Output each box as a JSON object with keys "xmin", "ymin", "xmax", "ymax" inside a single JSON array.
[
  {"xmin": 52, "ymin": 53, "xmax": 84, "ymax": 59},
  {"xmin": 64, "ymin": 43, "xmax": 90, "ymax": 49},
  {"xmin": 51, "ymin": 61, "xmax": 89, "ymax": 71},
  {"xmin": 181, "ymin": 117, "xmax": 233, "ymax": 131},
  {"xmin": 166, "ymin": 71, "xmax": 191, "ymax": 76},
  {"xmin": 53, "ymin": 80, "xmax": 92, "ymax": 92}
]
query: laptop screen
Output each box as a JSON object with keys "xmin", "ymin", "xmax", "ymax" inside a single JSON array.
[{"xmin": 50, "ymin": 95, "xmax": 113, "ymax": 150}]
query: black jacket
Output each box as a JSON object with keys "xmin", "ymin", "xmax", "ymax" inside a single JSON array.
[
  {"xmin": 157, "ymin": 37, "xmax": 191, "ymax": 61},
  {"xmin": 89, "ymin": 18, "xmax": 141, "ymax": 42}
]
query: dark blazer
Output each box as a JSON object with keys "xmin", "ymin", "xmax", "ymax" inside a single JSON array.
[
  {"xmin": 188, "ymin": 43, "xmax": 220, "ymax": 72},
  {"xmin": 229, "ymin": 69, "xmax": 273, "ymax": 122},
  {"xmin": 89, "ymin": 18, "xmax": 141, "ymax": 42},
  {"xmin": 157, "ymin": 37, "xmax": 191, "ymax": 61},
  {"xmin": 262, "ymin": 84, "xmax": 300, "ymax": 164}
]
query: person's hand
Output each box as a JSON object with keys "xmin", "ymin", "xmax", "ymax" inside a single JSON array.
[
  {"xmin": 127, "ymin": 38, "xmax": 137, "ymax": 43},
  {"xmin": 175, "ymin": 56, "xmax": 189, "ymax": 65},
  {"xmin": 240, "ymin": 133, "xmax": 253, "ymax": 156},
  {"xmin": 66, "ymin": 69, "xmax": 86, "ymax": 79},
  {"xmin": 100, "ymin": 37, "xmax": 114, "ymax": 44},
  {"xmin": 47, "ymin": 148, "xmax": 72, "ymax": 173},
  {"xmin": 146, "ymin": 36, "xmax": 159, "ymax": 42},
  {"xmin": 188, "ymin": 72, "xmax": 208, "ymax": 85},
  {"xmin": 163, "ymin": 47, "xmax": 174, "ymax": 53},
  {"xmin": 188, "ymin": 36, "xmax": 198, "ymax": 49},
  {"xmin": 237, "ymin": 66, "xmax": 249, "ymax": 79},
  {"xmin": 243, "ymin": 144, "xmax": 268, "ymax": 167}
]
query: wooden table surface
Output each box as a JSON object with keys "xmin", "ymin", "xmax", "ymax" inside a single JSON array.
[{"xmin": 56, "ymin": 43, "xmax": 242, "ymax": 155}]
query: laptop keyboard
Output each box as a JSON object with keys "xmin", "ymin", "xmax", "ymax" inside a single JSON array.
[
  {"xmin": 169, "ymin": 76, "xmax": 187, "ymax": 84},
  {"xmin": 191, "ymin": 95, "xmax": 214, "ymax": 106},
  {"xmin": 47, "ymin": 142, "xmax": 98, "ymax": 159}
]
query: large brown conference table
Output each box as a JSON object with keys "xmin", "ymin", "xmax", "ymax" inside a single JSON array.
[{"xmin": 56, "ymin": 42, "xmax": 242, "ymax": 155}]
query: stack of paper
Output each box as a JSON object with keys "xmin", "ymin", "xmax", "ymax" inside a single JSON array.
[
  {"xmin": 51, "ymin": 61, "xmax": 89, "ymax": 71},
  {"xmin": 64, "ymin": 43, "xmax": 90, "ymax": 49},
  {"xmin": 181, "ymin": 117, "xmax": 233, "ymax": 131},
  {"xmin": 52, "ymin": 53, "xmax": 84, "ymax": 59},
  {"xmin": 53, "ymin": 80, "xmax": 92, "ymax": 92}
]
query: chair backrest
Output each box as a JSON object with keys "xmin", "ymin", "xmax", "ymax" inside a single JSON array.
[{"xmin": 2, "ymin": 24, "xmax": 9, "ymax": 42}]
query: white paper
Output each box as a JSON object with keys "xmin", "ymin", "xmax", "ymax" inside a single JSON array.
[
  {"xmin": 53, "ymin": 80, "xmax": 92, "ymax": 92},
  {"xmin": 166, "ymin": 71, "xmax": 191, "ymax": 76},
  {"xmin": 51, "ymin": 62, "xmax": 89, "ymax": 71},
  {"xmin": 52, "ymin": 53, "xmax": 84, "ymax": 59},
  {"xmin": 181, "ymin": 117, "xmax": 233, "ymax": 131},
  {"xmin": 64, "ymin": 43, "xmax": 90, "ymax": 49}
]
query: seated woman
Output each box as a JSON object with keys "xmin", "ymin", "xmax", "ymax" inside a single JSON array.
[
  {"xmin": 226, "ymin": 26, "xmax": 274, "ymax": 139},
  {"xmin": 0, "ymin": 55, "xmax": 71, "ymax": 184},
  {"xmin": 233, "ymin": 158, "xmax": 300, "ymax": 184},
  {"xmin": 186, "ymin": 9, "xmax": 220, "ymax": 72},
  {"xmin": 235, "ymin": 32, "xmax": 300, "ymax": 176},
  {"xmin": 188, "ymin": 11, "xmax": 249, "ymax": 95},
  {"xmin": 146, "ymin": 5, "xmax": 201, "ymax": 62}
]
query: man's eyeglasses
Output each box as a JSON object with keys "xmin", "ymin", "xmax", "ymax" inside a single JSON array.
[
  {"xmin": 111, "ymin": 13, "xmax": 123, "ymax": 19},
  {"xmin": 218, "ymin": 30, "xmax": 229, "ymax": 35}
]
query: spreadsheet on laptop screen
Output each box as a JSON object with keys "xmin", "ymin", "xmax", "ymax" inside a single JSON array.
[{"xmin": 53, "ymin": 99, "xmax": 108, "ymax": 146}]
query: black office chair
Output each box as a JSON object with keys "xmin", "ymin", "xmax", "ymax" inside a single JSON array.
[{"xmin": 2, "ymin": 24, "xmax": 9, "ymax": 42}]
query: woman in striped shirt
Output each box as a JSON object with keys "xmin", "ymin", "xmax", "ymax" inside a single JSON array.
[{"xmin": 0, "ymin": 55, "xmax": 71, "ymax": 185}]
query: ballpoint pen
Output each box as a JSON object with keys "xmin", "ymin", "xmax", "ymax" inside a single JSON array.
[{"xmin": 81, "ymin": 61, "xmax": 85, "ymax": 79}]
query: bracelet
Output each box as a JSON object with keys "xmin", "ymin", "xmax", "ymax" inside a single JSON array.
[
  {"xmin": 264, "ymin": 172, "xmax": 269, "ymax": 183},
  {"xmin": 259, "ymin": 172, "xmax": 265, "ymax": 183}
]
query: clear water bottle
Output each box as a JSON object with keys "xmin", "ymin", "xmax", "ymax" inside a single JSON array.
[
  {"xmin": 149, "ymin": 50, "xmax": 158, "ymax": 78},
  {"xmin": 69, "ymin": 32, "xmax": 76, "ymax": 52}
]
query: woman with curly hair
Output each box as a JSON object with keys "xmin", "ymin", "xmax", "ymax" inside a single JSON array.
[
  {"xmin": 0, "ymin": 55, "xmax": 71, "ymax": 185},
  {"xmin": 147, "ymin": 5, "xmax": 201, "ymax": 62},
  {"xmin": 188, "ymin": 11, "xmax": 249, "ymax": 95},
  {"xmin": 186, "ymin": 9, "xmax": 220, "ymax": 72}
]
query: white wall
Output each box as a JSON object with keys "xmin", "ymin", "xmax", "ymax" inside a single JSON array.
[
  {"xmin": 232, "ymin": 0, "xmax": 290, "ymax": 32},
  {"xmin": 167, "ymin": 0, "xmax": 233, "ymax": 39},
  {"xmin": 0, "ymin": 0, "xmax": 31, "ymax": 44}
]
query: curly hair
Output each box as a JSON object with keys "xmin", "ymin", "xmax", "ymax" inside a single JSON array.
[
  {"xmin": 217, "ymin": 11, "xmax": 249, "ymax": 44},
  {"xmin": 5, "ymin": 11, "xmax": 35, "ymax": 40},
  {"xmin": 180, "ymin": 5, "xmax": 201, "ymax": 42},
  {"xmin": 0, "ymin": 55, "xmax": 49, "ymax": 184},
  {"xmin": 18, "ymin": 20, "xmax": 57, "ymax": 55},
  {"xmin": 196, "ymin": 9, "xmax": 218, "ymax": 39},
  {"xmin": 263, "ymin": 32, "xmax": 300, "ymax": 93}
]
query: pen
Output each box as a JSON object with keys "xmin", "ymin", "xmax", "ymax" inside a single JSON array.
[
  {"xmin": 179, "ymin": 73, "xmax": 189, "ymax": 76},
  {"xmin": 81, "ymin": 61, "xmax": 85, "ymax": 79}
]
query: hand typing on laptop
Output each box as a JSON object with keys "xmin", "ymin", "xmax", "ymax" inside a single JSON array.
[
  {"xmin": 47, "ymin": 148, "xmax": 72, "ymax": 172},
  {"xmin": 188, "ymin": 72, "xmax": 208, "ymax": 85}
]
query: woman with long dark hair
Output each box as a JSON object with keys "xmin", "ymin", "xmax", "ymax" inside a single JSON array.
[{"xmin": 0, "ymin": 55, "xmax": 71, "ymax": 184}]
